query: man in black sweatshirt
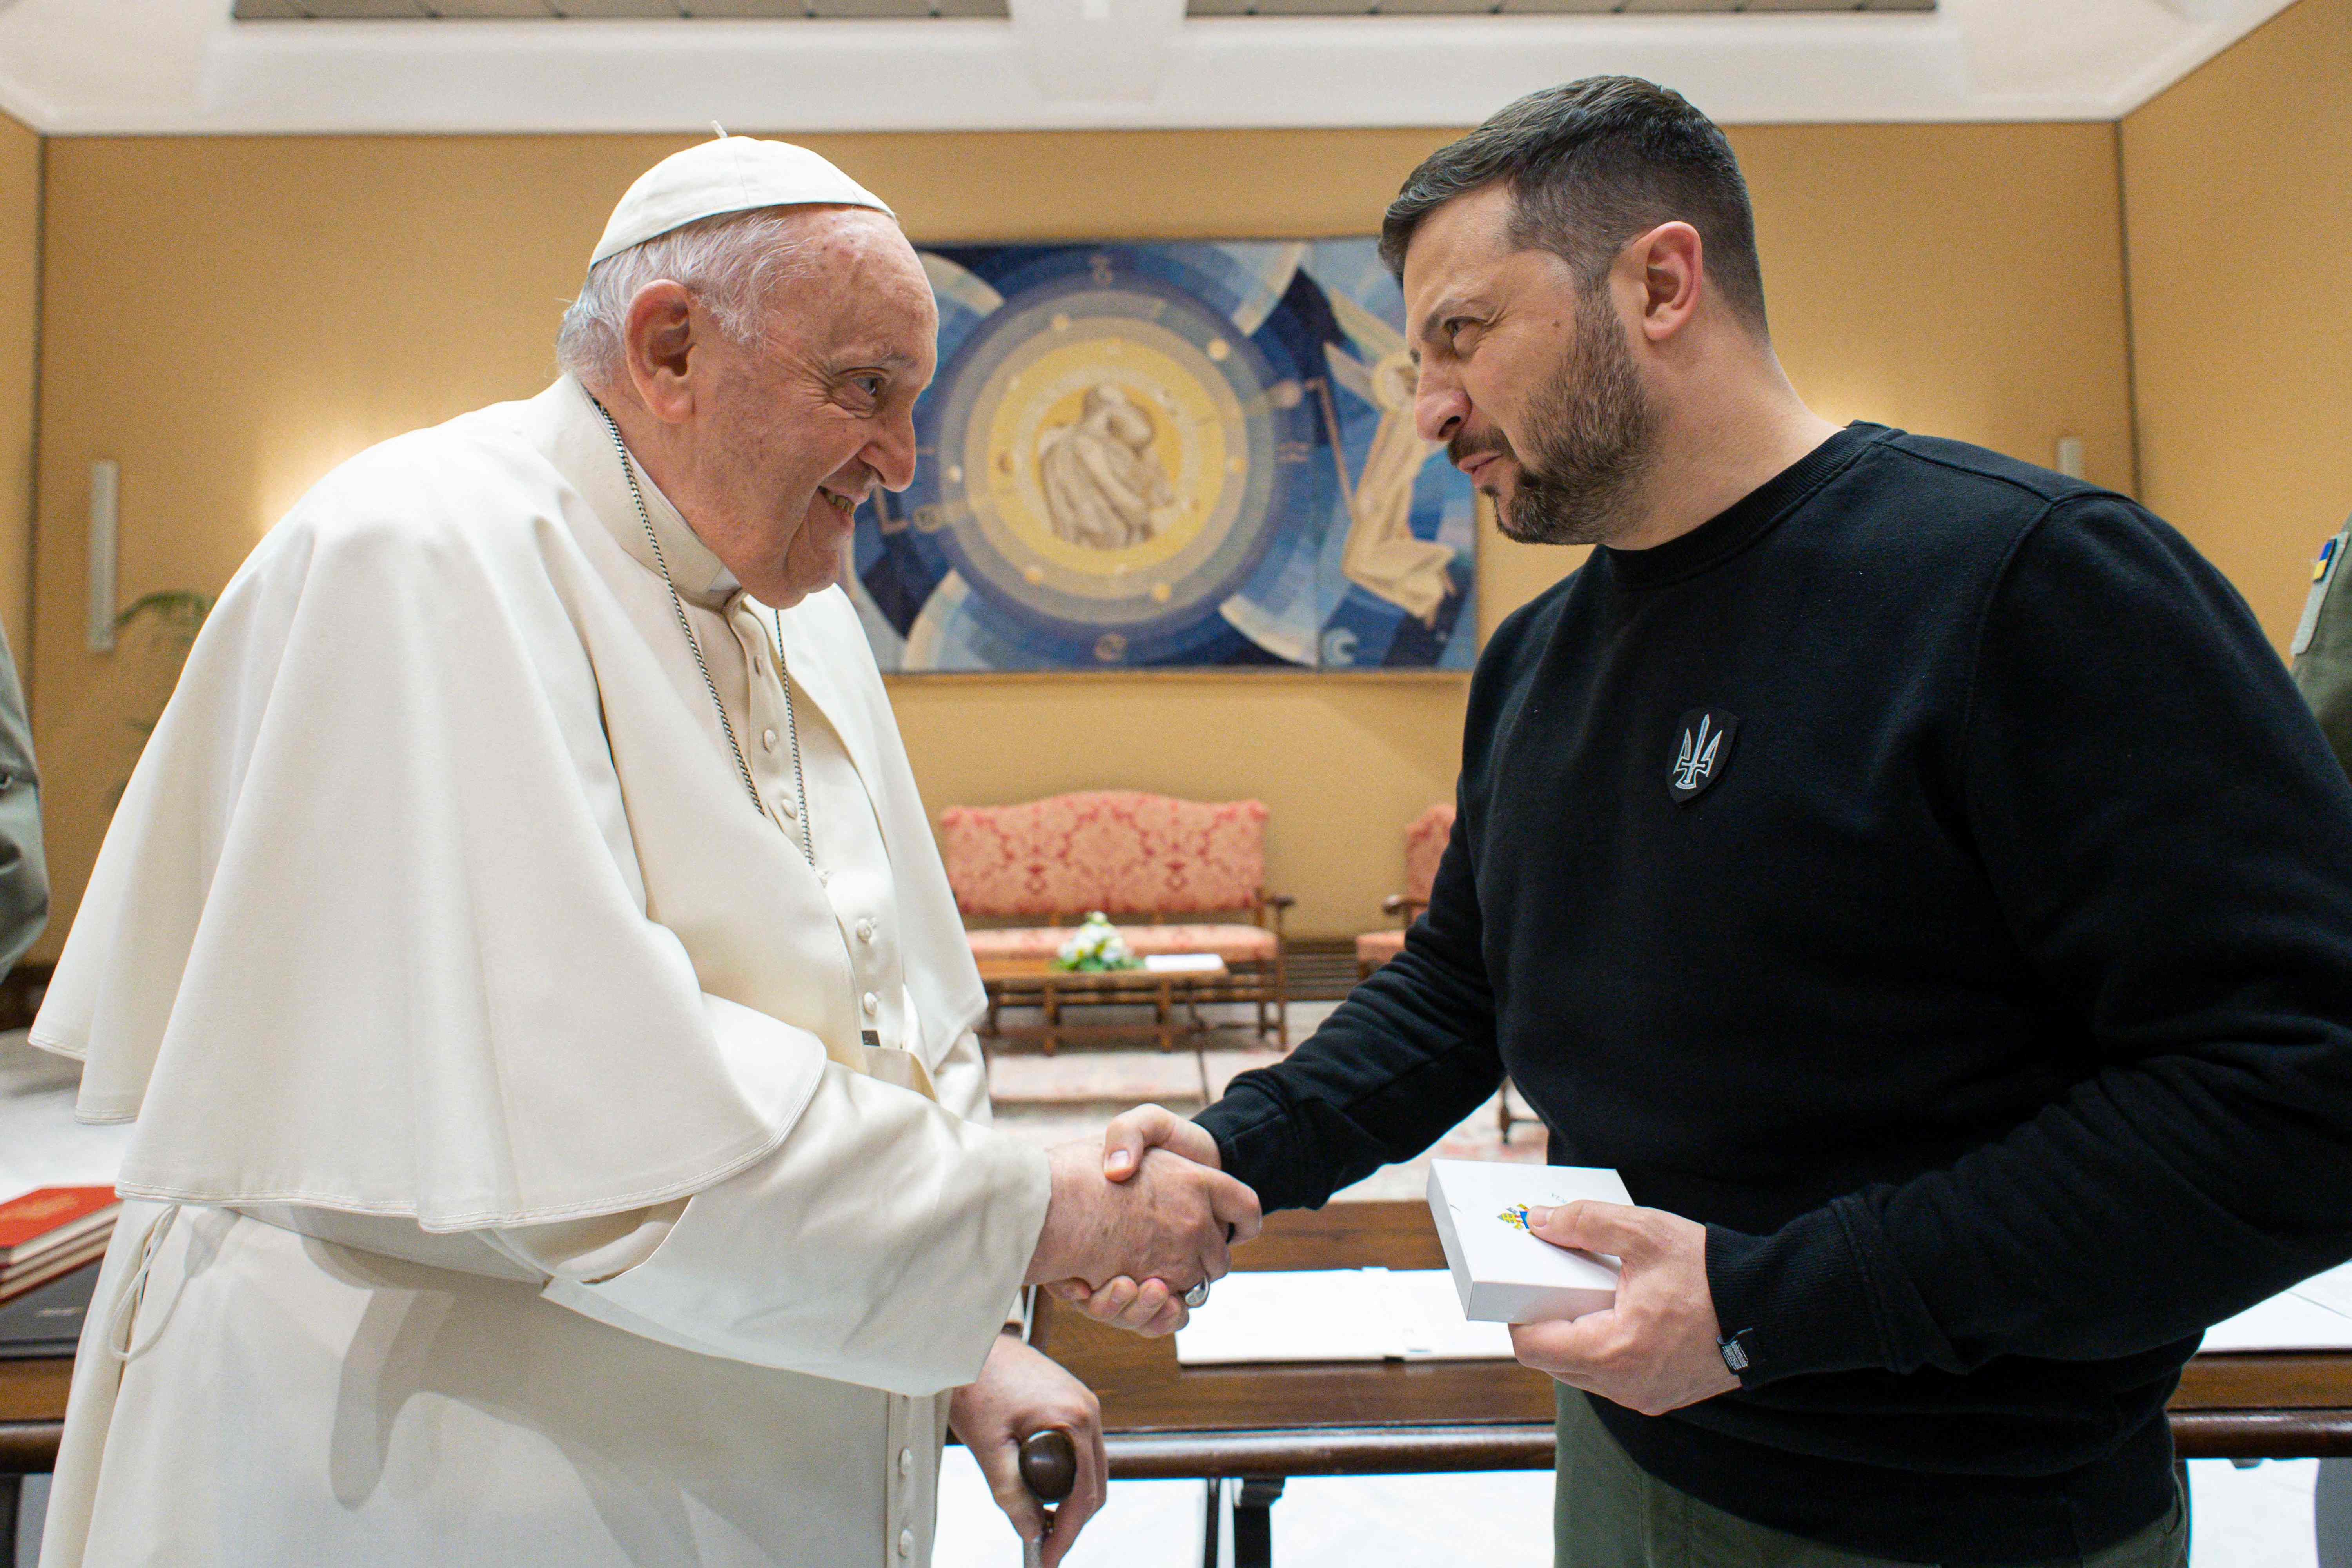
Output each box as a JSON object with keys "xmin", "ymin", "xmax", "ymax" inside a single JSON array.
[{"xmin": 1056, "ymin": 76, "xmax": 2352, "ymax": 1568}]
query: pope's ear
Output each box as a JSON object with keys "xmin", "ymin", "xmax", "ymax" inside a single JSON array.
[{"xmin": 621, "ymin": 280, "xmax": 700, "ymax": 425}]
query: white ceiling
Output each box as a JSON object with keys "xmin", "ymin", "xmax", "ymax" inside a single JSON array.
[{"xmin": 0, "ymin": 0, "xmax": 2295, "ymax": 134}]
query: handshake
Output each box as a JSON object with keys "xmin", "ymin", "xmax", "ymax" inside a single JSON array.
[
  {"xmin": 1023, "ymin": 1105, "xmax": 1252, "ymax": 1338},
  {"xmin": 1015, "ymin": 1106, "xmax": 1744, "ymax": 1416},
  {"xmin": 982, "ymin": 1102, "xmax": 1737, "ymax": 1564}
]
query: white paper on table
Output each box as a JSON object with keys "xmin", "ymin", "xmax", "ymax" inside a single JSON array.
[
  {"xmin": 1172, "ymin": 1270, "xmax": 1394, "ymax": 1363},
  {"xmin": 1172, "ymin": 1268, "xmax": 1515, "ymax": 1365},
  {"xmin": 2200, "ymin": 1280, "xmax": 2352, "ymax": 1352},
  {"xmin": 2286, "ymin": 1259, "xmax": 2352, "ymax": 1321},
  {"xmin": 1142, "ymin": 953, "xmax": 1221, "ymax": 973},
  {"xmin": 1385, "ymin": 1268, "xmax": 1518, "ymax": 1361}
]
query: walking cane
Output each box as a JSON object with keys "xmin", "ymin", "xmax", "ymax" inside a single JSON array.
[{"xmin": 1019, "ymin": 1426, "xmax": 1079, "ymax": 1568}]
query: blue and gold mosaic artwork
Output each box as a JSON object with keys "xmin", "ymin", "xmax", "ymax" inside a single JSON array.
[{"xmin": 848, "ymin": 240, "xmax": 1479, "ymax": 673}]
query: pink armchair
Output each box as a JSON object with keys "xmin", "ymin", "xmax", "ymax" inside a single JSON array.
[
  {"xmin": 1354, "ymin": 803, "xmax": 1530, "ymax": 1140},
  {"xmin": 1354, "ymin": 804, "xmax": 1455, "ymax": 979}
]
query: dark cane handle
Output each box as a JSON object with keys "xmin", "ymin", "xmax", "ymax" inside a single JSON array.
[{"xmin": 1019, "ymin": 1426, "xmax": 1078, "ymax": 1505}]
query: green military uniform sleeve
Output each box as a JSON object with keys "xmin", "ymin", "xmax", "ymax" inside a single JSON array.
[
  {"xmin": 2291, "ymin": 524, "xmax": 2352, "ymax": 777},
  {"xmin": 0, "ymin": 621, "xmax": 47, "ymax": 973}
]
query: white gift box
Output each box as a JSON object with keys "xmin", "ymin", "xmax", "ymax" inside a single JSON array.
[{"xmin": 1425, "ymin": 1158, "xmax": 1633, "ymax": 1325}]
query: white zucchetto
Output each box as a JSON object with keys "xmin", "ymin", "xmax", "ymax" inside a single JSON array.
[{"xmin": 590, "ymin": 136, "xmax": 895, "ymax": 268}]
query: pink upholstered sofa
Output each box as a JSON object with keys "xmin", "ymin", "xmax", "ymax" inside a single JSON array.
[{"xmin": 938, "ymin": 791, "xmax": 1292, "ymax": 1047}]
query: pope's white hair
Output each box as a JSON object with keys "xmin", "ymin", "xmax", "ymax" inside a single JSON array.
[{"xmin": 555, "ymin": 205, "xmax": 820, "ymax": 389}]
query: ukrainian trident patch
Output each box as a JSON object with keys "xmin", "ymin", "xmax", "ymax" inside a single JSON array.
[{"xmin": 1669, "ymin": 708, "xmax": 1739, "ymax": 804}]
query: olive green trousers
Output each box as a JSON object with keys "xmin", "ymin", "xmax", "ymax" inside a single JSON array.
[{"xmin": 1553, "ymin": 1388, "xmax": 2189, "ymax": 1568}]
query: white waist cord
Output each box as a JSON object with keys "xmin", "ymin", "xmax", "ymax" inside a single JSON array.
[{"xmin": 104, "ymin": 1204, "xmax": 183, "ymax": 1363}]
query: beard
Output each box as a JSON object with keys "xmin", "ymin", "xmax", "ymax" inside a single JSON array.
[{"xmin": 1452, "ymin": 287, "xmax": 1658, "ymax": 547}]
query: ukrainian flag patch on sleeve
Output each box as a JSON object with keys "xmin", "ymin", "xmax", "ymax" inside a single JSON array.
[{"xmin": 2295, "ymin": 530, "xmax": 2350, "ymax": 658}]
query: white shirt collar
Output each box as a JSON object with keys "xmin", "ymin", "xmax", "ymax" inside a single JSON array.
[{"xmin": 558, "ymin": 375, "xmax": 740, "ymax": 609}]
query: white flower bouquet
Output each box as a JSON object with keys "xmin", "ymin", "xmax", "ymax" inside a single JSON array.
[{"xmin": 1053, "ymin": 911, "xmax": 1142, "ymax": 972}]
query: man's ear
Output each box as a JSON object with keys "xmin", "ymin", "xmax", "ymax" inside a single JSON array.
[
  {"xmin": 622, "ymin": 281, "xmax": 699, "ymax": 426},
  {"xmin": 1630, "ymin": 221, "xmax": 1704, "ymax": 344}
]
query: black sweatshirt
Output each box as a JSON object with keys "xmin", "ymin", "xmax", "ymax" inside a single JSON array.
[{"xmin": 1197, "ymin": 425, "xmax": 2352, "ymax": 1563}]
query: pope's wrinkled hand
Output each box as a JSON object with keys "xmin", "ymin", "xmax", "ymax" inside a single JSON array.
[
  {"xmin": 947, "ymin": 1334, "xmax": 1107, "ymax": 1568},
  {"xmin": 1044, "ymin": 1103, "xmax": 1248, "ymax": 1338},
  {"xmin": 1506, "ymin": 1200, "xmax": 1741, "ymax": 1417},
  {"xmin": 1024, "ymin": 1134, "xmax": 1261, "ymax": 1299}
]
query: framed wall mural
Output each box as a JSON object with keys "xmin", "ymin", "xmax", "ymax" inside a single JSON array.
[{"xmin": 848, "ymin": 240, "xmax": 1478, "ymax": 673}]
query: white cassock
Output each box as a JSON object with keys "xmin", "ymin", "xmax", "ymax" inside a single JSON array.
[{"xmin": 28, "ymin": 374, "xmax": 1051, "ymax": 1567}]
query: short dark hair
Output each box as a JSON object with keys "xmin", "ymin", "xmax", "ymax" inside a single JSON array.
[{"xmin": 1380, "ymin": 76, "xmax": 1769, "ymax": 331}]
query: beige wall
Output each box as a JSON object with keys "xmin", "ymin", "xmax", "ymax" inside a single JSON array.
[
  {"xmin": 2122, "ymin": 0, "xmax": 2352, "ymax": 652},
  {"xmin": 0, "ymin": 114, "xmax": 33, "ymax": 679},
  {"xmin": 30, "ymin": 123, "xmax": 2134, "ymax": 954}
]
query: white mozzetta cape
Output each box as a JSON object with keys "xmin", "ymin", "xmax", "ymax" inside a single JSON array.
[{"xmin": 34, "ymin": 379, "xmax": 987, "ymax": 1230}]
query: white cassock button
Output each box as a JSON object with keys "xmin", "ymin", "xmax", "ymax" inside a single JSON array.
[
  {"xmin": 862, "ymin": 991, "xmax": 880, "ymax": 1018},
  {"xmin": 819, "ymin": 869, "xmax": 832, "ymax": 886},
  {"xmin": 898, "ymin": 1529, "xmax": 914, "ymax": 1558},
  {"xmin": 857, "ymin": 918, "xmax": 876, "ymax": 943},
  {"xmin": 898, "ymin": 1446, "xmax": 913, "ymax": 1478},
  {"xmin": 762, "ymin": 728, "xmax": 779, "ymax": 753}
]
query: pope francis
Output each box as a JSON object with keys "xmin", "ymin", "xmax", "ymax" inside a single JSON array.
[{"xmin": 27, "ymin": 138, "xmax": 1258, "ymax": 1567}]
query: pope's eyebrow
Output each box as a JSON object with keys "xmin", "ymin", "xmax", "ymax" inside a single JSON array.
[{"xmin": 835, "ymin": 345, "xmax": 917, "ymax": 372}]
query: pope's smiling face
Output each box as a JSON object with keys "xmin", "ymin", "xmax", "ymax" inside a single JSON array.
[
  {"xmin": 697, "ymin": 211, "xmax": 939, "ymax": 606},
  {"xmin": 612, "ymin": 205, "xmax": 939, "ymax": 609}
]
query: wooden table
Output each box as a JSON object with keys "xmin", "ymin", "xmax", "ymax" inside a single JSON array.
[
  {"xmin": 978, "ymin": 956, "xmax": 1230, "ymax": 1058},
  {"xmin": 0, "ymin": 1354, "xmax": 67, "ymax": 1565},
  {"xmin": 4, "ymin": 1206, "xmax": 2348, "ymax": 1565},
  {"xmin": 1029, "ymin": 1202, "xmax": 2352, "ymax": 1565}
]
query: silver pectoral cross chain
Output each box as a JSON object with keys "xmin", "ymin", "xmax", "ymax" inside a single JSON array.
[{"xmin": 592, "ymin": 396, "xmax": 815, "ymax": 867}]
